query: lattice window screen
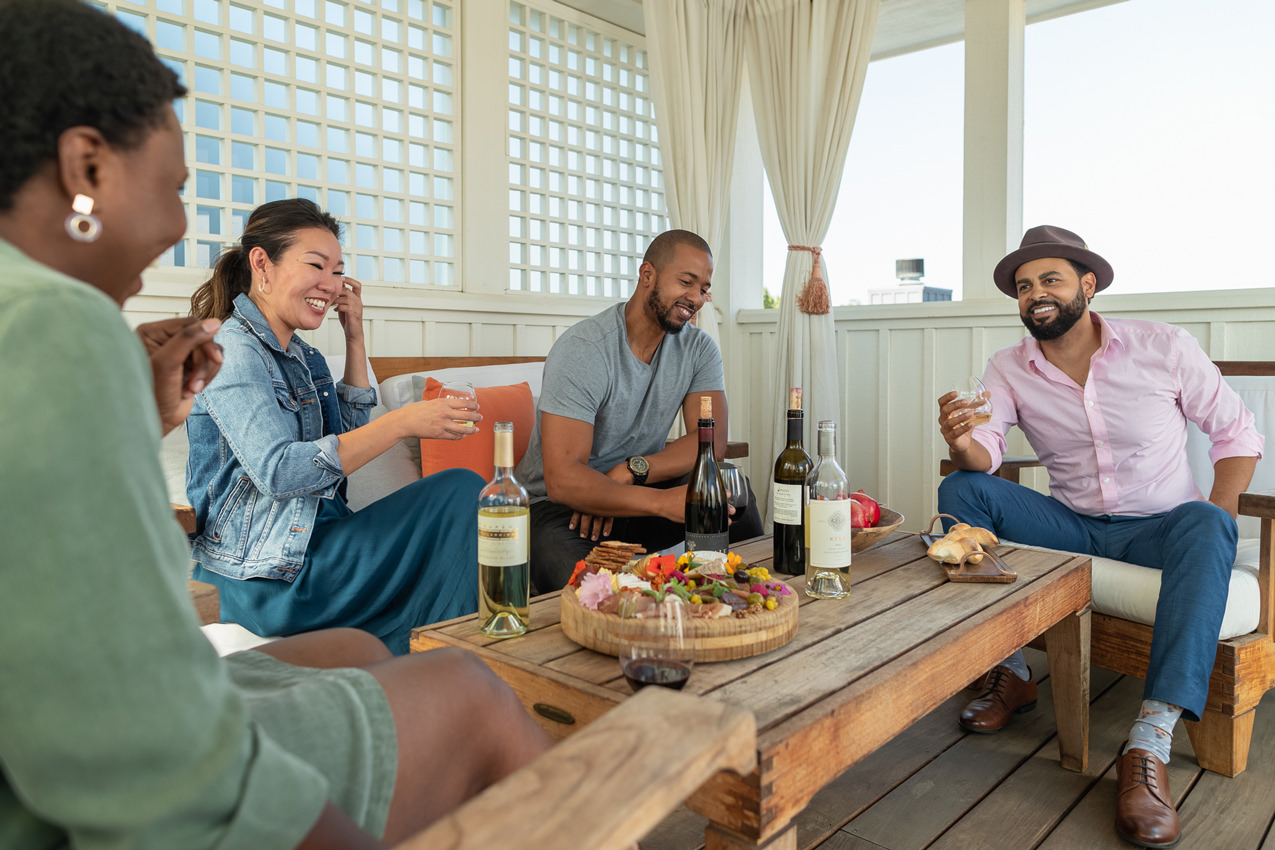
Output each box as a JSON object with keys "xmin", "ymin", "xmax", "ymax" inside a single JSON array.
[
  {"xmin": 97, "ymin": 0, "xmax": 458, "ymax": 289},
  {"xmin": 506, "ymin": 1, "xmax": 666, "ymax": 298}
]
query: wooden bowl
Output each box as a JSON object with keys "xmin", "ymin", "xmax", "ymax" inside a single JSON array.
[
  {"xmin": 561, "ymin": 586, "xmax": 799, "ymax": 662},
  {"xmin": 850, "ymin": 507, "xmax": 904, "ymax": 553}
]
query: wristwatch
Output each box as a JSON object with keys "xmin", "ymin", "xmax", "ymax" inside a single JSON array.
[{"xmin": 626, "ymin": 455, "xmax": 650, "ymax": 486}]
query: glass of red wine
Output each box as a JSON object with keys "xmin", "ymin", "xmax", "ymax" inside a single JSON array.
[{"xmin": 618, "ymin": 593, "xmax": 694, "ymax": 692}]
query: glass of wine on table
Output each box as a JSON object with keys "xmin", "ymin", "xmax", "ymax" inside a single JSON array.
[{"xmin": 618, "ymin": 592, "xmax": 694, "ymax": 692}]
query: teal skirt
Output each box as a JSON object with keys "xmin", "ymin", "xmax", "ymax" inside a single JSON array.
[{"xmin": 196, "ymin": 469, "xmax": 483, "ymax": 653}]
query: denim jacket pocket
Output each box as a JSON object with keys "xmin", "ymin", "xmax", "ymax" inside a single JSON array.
[
  {"xmin": 211, "ymin": 476, "xmax": 257, "ymax": 558},
  {"xmin": 273, "ymin": 383, "xmax": 301, "ymax": 413}
]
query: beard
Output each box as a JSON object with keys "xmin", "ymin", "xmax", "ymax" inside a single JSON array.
[
  {"xmin": 1021, "ymin": 285, "xmax": 1088, "ymax": 341},
  {"xmin": 646, "ymin": 286, "xmax": 693, "ymax": 334}
]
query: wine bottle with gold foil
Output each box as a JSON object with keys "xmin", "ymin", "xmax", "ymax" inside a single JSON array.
[
  {"xmin": 684, "ymin": 396, "xmax": 729, "ymax": 554},
  {"xmin": 477, "ymin": 421, "xmax": 530, "ymax": 637},
  {"xmin": 772, "ymin": 387, "xmax": 811, "ymax": 574}
]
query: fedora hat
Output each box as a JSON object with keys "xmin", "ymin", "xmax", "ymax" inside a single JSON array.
[{"xmin": 993, "ymin": 225, "xmax": 1114, "ymax": 297}]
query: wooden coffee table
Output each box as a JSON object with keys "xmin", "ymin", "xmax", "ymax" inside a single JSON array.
[{"xmin": 411, "ymin": 533, "xmax": 1091, "ymax": 849}]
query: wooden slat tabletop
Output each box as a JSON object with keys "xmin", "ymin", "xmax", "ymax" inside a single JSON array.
[{"xmin": 411, "ymin": 533, "xmax": 1091, "ymax": 849}]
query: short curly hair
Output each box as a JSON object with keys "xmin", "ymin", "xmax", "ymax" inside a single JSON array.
[{"xmin": 0, "ymin": 0, "xmax": 187, "ymax": 211}]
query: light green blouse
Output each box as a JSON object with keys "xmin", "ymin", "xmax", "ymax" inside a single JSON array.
[{"xmin": 0, "ymin": 239, "xmax": 373, "ymax": 850}]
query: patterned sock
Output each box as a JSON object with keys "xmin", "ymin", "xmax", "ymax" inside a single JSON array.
[
  {"xmin": 1124, "ymin": 700, "xmax": 1182, "ymax": 765},
  {"xmin": 1000, "ymin": 650, "xmax": 1032, "ymax": 682}
]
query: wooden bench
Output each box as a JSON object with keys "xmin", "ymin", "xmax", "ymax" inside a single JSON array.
[{"xmin": 395, "ymin": 685, "xmax": 755, "ymax": 850}]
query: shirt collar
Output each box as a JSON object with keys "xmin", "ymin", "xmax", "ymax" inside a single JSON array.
[
  {"xmin": 232, "ymin": 292, "xmax": 298, "ymax": 356},
  {"xmin": 1023, "ymin": 310, "xmax": 1122, "ymax": 371}
]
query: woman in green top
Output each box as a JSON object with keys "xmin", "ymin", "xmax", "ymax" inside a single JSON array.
[{"xmin": 0, "ymin": 2, "xmax": 550, "ymax": 849}]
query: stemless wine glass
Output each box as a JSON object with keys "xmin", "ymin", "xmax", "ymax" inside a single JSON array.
[
  {"xmin": 718, "ymin": 462, "xmax": 750, "ymax": 513},
  {"xmin": 617, "ymin": 593, "xmax": 694, "ymax": 692},
  {"xmin": 438, "ymin": 380, "xmax": 477, "ymax": 428},
  {"xmin": 954, "ymin": 376, "xmax": 993, "ymax": 426}
]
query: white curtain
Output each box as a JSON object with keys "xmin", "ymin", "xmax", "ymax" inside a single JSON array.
[
  {"xmin": 745, "ymin": 0, "xmax": 880, "ymax": 519},
  {"xmin": 642, "ymin": 0, "xmax": 749, "ymax": 347}
]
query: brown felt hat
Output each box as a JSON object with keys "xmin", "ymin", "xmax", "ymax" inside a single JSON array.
[{"xmin": 993, "ymin": 225, "xmax": 1114, "ymax": 297}]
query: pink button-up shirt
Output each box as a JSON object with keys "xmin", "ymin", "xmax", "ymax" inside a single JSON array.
[{"xmin": 972, "ymin": 313, "xmax": 1264, "ymax": 517}]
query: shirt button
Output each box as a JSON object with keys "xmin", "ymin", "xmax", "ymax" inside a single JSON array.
[
  {"xmin": 1097, "ymin": 440, "xmax": 1105, "ymax": 447},
  {"xmin": 1087, "ymin": 401, "xmax": 1095, "ymax": 407},
  {"xmin": 1103, "ymin": 477, "xmax": 1110, "ymax": 483},
  {"xmin": 323, "ymin": 391, "xmax": 329, "ymax": 397}
]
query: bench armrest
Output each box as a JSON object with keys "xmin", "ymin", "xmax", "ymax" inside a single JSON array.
[
  {"xmin": 1239, "ymin": 490, "xmax": 1275, "ymax": 637},
  {"xmin": 394, "ymin": 687, "xmax": 756, "ymax": 850},
  {"xmin": 939, "ymin": 455, "xmax": 1040, "ymax": 484}
]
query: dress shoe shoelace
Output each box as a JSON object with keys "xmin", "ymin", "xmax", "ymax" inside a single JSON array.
[
  {"xmin": 1127, "ymin": 752, "xmax": 1160, "ymax": 791},
  {"xmin": 982, "ymin": 667, "xmax": 1012, "ymax": 697}
]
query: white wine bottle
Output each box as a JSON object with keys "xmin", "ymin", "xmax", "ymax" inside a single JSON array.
[
  {"xmin": 477, "ymin": 421, "xmax": 530, "ymax": 638},
  {"xmin": 805, "ymin": 419, "xmax": 852, "ymax": 599},
  {"xmin": 772, "ymin": 387, "xmax": 811, "ymax": 574},
  {"xmin": 684, "ymin": 396, "xmax": 729, "ymax": 554}
]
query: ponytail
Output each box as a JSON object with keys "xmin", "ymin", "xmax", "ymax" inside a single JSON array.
[
  {"xmin": 189, "ymin": 198, "xmax": 341, "ymax": 322},
  {"xmin": 190, "ymin": 245, "xmax": 251, "ymax": 321}
]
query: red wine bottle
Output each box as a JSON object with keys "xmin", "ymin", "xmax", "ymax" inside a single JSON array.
[
  {"xmin": 684, "ymin": 396, "xmax": 729, "ymax": 553},
  {"xmin": 772, "ymin": 387, "xmax": 811, "ymax": 574}
]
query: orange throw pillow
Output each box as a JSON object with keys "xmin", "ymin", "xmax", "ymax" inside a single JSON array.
[{"xmin": 420, "ymin": 377, "xmax": 534, "ymax": 479}]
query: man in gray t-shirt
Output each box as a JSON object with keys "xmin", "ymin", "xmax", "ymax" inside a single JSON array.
[{"xmin": 516, "ymin": 230, "xmax": 763, "ymax": 591}]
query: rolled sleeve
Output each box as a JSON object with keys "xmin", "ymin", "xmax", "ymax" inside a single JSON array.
[
  {"xmin": 1175, "ymin": 331, "xmax": 1266, "ymax": 464},
  {"xmin": 200, "ymin": 332, "xmax": 346, "ymax": 499},
  {"xmin": 970, "ymin": 358, "xmax": 1015, "ymax": 472}
]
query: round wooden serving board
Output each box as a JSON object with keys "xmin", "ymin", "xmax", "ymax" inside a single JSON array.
[{"xmin": 560, "ymin": 586, "xmax": 799, "ymax": 662}]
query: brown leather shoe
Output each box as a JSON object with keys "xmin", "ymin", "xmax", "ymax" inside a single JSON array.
[
  {"xmin": 958, "ymin": 665, "xmax": 1037, "ymax": 733},
  {"xmin": 1115, "ymin": 746, "xmax": 1181, "ymax": 848}
]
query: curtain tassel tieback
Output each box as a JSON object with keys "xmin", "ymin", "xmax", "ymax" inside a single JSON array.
[{"xmin": 788, "ymin": 245, "xmax": 831, "ymax": 315}]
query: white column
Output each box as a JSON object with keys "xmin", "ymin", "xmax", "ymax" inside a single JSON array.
[
  {"xmin": 458, "ymin": 0, "xmax": 510, "ymax": 296},
  {"xmin": 962, "ymin": 0, "xmax": 1025, "ymax": 302}
]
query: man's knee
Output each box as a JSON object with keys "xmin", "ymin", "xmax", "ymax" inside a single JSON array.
[
  {"xmin": 1164, "ymin": 500, "xmax": 1238, "ymax": 550},
  {"xmin": 938, "ymin": 470, "xmax": 990, "ymax": 511}
]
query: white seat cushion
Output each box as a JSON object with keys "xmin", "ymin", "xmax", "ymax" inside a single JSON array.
[
  {"xmin": 200, "ymin": 622, "xmax": 277, "ymax": 655},
  {"xmin": 1090, "ymin": 537, "xmax": 1261, "ymax": 640}
]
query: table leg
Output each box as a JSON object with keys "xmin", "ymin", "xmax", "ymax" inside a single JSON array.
[
  {"xmin": 1044, "ymin": 605, "xmax": 1091, "ymax": 772},
  {"xmin": 705, "ymin": 823, "xmax": 796, "ymax": 850}
]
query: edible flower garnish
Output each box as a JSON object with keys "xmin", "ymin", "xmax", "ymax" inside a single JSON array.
[
  {"xmin": 577, "ymin": 571, "xmax": 614, "ymax": 610},
  {"xmin": 726, "ymin": 552, "xmax": 744, "ymax": 569},
  {"xmin": 648, "ymin": 554, "xmax": 679, "ymax": 578},
  {"xmin": 567, "ymin": 559, "xmax": 589, "ymax": 588}
]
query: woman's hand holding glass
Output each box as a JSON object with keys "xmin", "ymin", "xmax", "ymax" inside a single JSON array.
[{"xmin": 401, "ymin": 391, "xmax": 482, "ymax": 440}]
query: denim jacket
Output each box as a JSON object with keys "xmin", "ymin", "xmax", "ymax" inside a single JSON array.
[{"xmin": 186, "ymin": 294, "xmax": 376, "ymax": 580}]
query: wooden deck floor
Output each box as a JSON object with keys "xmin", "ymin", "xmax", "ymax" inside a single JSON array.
[{"xmin": 643, "ymin": 649, "xmax": 1275, "ymax": 850}]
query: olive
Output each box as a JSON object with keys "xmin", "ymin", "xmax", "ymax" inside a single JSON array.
[{"xmin": 733, "ymin": 569, "xmax": 749, "ymax": 584}]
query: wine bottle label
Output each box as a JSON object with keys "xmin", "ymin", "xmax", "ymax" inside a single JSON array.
[
  {"xmin": 686, "ymin": 531, "xmax": 729, "ymax": 554},
  {"xmin": 772, "ymin": 482, "xmax": 803, "ymax": 525},
  {"xmin": 478, "ymin": 512, "xmax": 529, "ymax": 567},
  {"xmin": 808, "ymin": 500, "xmax": 852, "ymax": 567}
]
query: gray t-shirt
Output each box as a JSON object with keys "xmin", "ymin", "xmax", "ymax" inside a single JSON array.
[{"xmin": 516, "ymin": 302, "xmax": 725, "ymax": 500}]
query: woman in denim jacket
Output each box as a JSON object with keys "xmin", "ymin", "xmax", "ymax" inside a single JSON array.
[{"xmin": 187, "ymin": 199, "xmax": 483, "ymax": 653}]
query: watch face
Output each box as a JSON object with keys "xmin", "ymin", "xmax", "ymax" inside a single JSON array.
[{"xmin": 629, "ymin": 456, "xmax": 649, "ymax": 475}]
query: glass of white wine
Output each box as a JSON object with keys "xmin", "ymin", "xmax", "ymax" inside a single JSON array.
[
  {"xmin": 438, "ymin": 380, "xmax": 477, "ymax": 429},
  {"xmin": 955, "ymin": 376, "xmax": 993, "ymax": 426}
]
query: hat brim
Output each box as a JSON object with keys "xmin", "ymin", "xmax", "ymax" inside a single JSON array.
[{"xmin": 993, "ymin": 244, "xmax": 1113, "ymax": 297}]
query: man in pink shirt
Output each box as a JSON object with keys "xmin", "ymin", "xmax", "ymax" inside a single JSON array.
[{"xmin": 936, "ymin": 226, "xmax": 1262, "ymax": 849}]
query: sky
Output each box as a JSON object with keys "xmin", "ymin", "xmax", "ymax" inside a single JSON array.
[{"xmin": 762, "ymin": 0, "xmax": 1275, "ymax": 304}]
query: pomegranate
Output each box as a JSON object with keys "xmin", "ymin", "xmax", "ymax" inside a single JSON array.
[
  {"xmin": 849, "ymin": 490, "xmax": 882, "ymax": 527},
  {"xmin": 849, "ymin": 498, "xmax": 871, "ymax": 529}
]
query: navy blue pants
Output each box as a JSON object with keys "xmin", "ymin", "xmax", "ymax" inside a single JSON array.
[{"xmin": 938, "ymin": 471, "xmax": 1237, "ymax": 720}]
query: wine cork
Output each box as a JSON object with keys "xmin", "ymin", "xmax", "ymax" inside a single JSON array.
[
  {"xmin": 788, "ymin": 387, "xmax": 802, "ymax": 410},
  {"xmin": 699, "ymin": 396, "xmax": 713, "ymax": 419}
]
